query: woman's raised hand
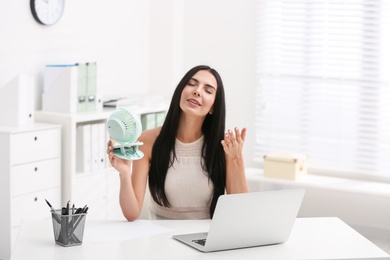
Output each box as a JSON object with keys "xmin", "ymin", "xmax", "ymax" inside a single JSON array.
[{"xmin": 221, "ymin": 127, "xmax": 247, "ymax": 160}]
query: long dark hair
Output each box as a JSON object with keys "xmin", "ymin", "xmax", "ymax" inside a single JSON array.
[{"xmin": 148, "ymin": 65, "xmax": 226, "ymax": 218}]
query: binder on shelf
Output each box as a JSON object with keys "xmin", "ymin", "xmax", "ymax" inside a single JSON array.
[
  {"xmin": 77, "ymin": 63, "xmax": 87, "ymax": 112},
  {"xmin": 76, "ymin": 122, "xmax": 108, "ymax": 173},
  {"xmin": 140, "ymin": 111, "xmax": 166, "ymax": 131},
  {"xmin": 141, "ymin": 113, "xmax": 156, "ymax": 131},
  {"xmin": 76, "ymin": 124, "xmax": 92, "ymax": 173},
  {"xmin": 99, "ymin": 123, "xmax": 108, "ymax": 170},
  {"xmin": 86, "ymin": 62, "xmax": 97, "ymax": 111},
  {"xmin": 0, "ymin": 74, "xmax": 35, "ymax": 126},
  {"xmin": 97, "ymin": 122, "xmax": 108, "ymax": 170},
  {"xmin": 43, "ymin": 64, "xmax": 78, "ymax": 113},
  {"xmin": 42, "ymin": 63, "xmax": 98, "ymax": 113},
  {"xmin": 90, "ymin": 123, "xmax": 100, "ymax": 172}
]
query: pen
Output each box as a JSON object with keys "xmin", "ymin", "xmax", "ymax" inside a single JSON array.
[
  {"xmin": 70, "ymin": 203, "xmax": 76, "ymax": 242},
  {"xmin": 59, "ymin": 200, "xmax": 70, "ymax": 244},
  {"xmin": 72, "ymin": 205, "xmax": 87, "ymax": 219},
  {"xmin": 67, "ymin": 211, "xmax": 87, "ymax": 242},
  {"xmin": 45, "ymin": 199, "xmax": 61, "ymax": 224},
  {"xmin": 45, "ymin": 199, "xmax": 55, "ymax": 212},
  {"xmin": 67, "ymin": 204, "xmax": 88, "ymax": 242},
  {"xmin": 74, "ymin": 204, "xmax": 86, "ymax": 214}
]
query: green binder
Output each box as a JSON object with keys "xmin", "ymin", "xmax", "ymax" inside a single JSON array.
[
  {"xmin": 77, "ymin": 63, "xmax": 87, "ymax": 112},
  {"xmin": 86, "ymin": 62, "xmax": 97, "ymax": 111}
]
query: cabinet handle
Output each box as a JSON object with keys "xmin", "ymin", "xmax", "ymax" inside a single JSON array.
[
  {"xmin": 35, "ymin": 167, "xmax": 38, "ymax": 172},
  {"xmin": 34, "ymin": 136, "xmax": 38, "ymax": 141},
  {"xmin": 34, "ymin": 197, "xmax": 38, "ymax": 202}
]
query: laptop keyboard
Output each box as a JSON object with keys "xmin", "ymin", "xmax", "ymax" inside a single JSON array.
[{"xmin": 192, "ymin": 239, "xmax": 206, "ymax": 246}]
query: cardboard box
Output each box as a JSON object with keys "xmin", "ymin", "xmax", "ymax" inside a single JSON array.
[{"xmin": 263, "ymin": 153, "xmax": 307, "ymax": 180}]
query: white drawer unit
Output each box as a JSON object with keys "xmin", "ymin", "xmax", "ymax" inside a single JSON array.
[{"xmin": 0, "ymin": 123, "xmax": 61, "ymax": 260}]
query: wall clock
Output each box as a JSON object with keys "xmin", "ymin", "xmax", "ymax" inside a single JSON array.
[{"xmin": 30, "ymin": 0, "xmax": 65, "ymax": 26}]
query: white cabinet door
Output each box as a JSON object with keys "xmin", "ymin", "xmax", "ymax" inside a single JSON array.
[{"xmin": 73, "ymin": 174, "xmax": 107, "ymax": 220}]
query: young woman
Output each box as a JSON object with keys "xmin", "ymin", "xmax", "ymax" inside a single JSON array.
[{"xmin": 107, "ymin": 65, "xmax": 248, "ymax": 221}]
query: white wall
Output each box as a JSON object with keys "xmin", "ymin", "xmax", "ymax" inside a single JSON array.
[
  {"xmin": 0, "ymin": 0, "xmax": 151, "ymax": 110},
  {"xmin": 149, "ymin": 0, "xmax": 258, "ymax": 167},
  {"xmin": 0, "ymin": 1, "xmax": 257, "ymax": 167}
]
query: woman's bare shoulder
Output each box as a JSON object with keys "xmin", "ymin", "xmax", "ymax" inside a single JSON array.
[{"xmin": 137, "ymin": 127, "xmax": 161, "ymax": 159}]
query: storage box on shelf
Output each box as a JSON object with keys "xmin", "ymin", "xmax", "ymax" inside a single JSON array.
[
  {"xmin": 35, "ymin": 107, "xmax": 166, "ymax": 221},
  {"xmin": 263, "ymin": 153, "xmax": 307, "ymax": 180},
  {"xmin": 0, "ymin": 123, "xmax": 61, "ymax": 260}
]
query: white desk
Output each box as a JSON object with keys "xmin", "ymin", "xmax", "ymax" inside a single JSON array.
[{"xmin": 11, "ymin": 217, "xmax": 389, "ymax": 260}]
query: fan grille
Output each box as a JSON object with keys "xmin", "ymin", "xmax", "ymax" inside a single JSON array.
[{"xmin": 107, "ymin": 107, "xmax": 142, "ymax": 144}]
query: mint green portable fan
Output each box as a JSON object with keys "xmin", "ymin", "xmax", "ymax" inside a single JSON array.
[{"xmin": 107, "ymin": 107, "xmax": 144, "ymax": 160}]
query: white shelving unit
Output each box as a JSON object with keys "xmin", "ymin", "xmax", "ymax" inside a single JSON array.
[
  {"xmin": 0, "ymin": 123, "xmax": 61, "ymax": 260},
  {"xmin": 35, "ymin": 107, "xmax": 166, "ymax": 221}
]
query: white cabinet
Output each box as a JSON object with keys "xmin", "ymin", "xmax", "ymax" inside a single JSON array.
[
  {"xmin": 35, "ymin": 108, "xmax": 165, "ymax": 221},
  {"xmin": 0, "ymin": 123, "xmax": 61, "ymax": 260},
  {"xmin": 35, "ymin": 109, "xmax": 117, "ymax": 220}
]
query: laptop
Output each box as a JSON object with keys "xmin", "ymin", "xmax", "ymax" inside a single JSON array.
[{"xmin": 172, "ymin": 188, "xmax": 305, "ymax": 252}]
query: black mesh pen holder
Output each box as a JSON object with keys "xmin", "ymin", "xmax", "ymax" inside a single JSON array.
[{"xmin": 51, "ymin": 209, "xmax": 87, "ymax": 247}]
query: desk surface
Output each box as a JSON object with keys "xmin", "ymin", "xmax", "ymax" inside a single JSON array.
[{"xmin": 11, "ymin": 217, "xmax": 389, "ymax": 260}]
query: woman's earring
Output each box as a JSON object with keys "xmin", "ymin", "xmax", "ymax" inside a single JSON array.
[{"xmin": 209, "ymin": 109, "xmax": 214, "ymax": 115}]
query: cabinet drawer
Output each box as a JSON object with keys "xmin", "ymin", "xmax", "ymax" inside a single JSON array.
[
  {"xmin": 11, "ymin": 158, "xmax": 60, "ymax": 196},
  {"xmin": 11, "ymin": 188, "xmax": 60, "ymax": 228},
  {"xmin": 10, "ymin": 129, "xmax": 60, "ymax": 165}
]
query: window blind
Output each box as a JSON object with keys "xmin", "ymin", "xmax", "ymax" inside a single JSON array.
[{"xmin": 255, "ymin": 0, "xmax": 390, "ymax": 180}]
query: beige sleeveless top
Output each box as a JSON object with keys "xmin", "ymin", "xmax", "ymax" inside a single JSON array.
[{"xmin": 149, "ymin": 136, "xmax": 213, "ymax": 219}]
